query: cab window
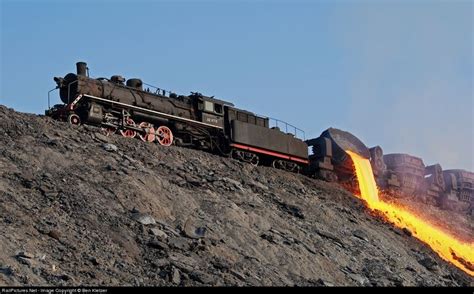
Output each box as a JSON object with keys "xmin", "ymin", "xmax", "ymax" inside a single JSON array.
[
  {"xmin": 204, "ymin": 101, "xmax": 214, "ymax": 112},
  {"xmin": 214, "ymin": 103, "xmax": 223, "ymax": 114}
]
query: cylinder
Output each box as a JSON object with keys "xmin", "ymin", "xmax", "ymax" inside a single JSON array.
[{"xmin": 76, "ymin": 62, "xmax": 87, "ymax": 76}]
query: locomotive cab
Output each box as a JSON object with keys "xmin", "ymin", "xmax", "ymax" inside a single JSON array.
[{"xmin": 192, "ymin": 93, "xmax": 232, "ymax": 128}]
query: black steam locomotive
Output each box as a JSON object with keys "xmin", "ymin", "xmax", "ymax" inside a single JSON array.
[{"xmin": 47, "ymin": 62, "xmax": 308, "ymax": 171}]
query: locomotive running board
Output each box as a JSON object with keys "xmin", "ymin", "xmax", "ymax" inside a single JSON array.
[
  {"xmin": 230, "ymin": 143, "xmax": 309, "ymax": 164},
  {"xmin": 77, "ymin": 94, "xmax": 224, "ymax": 129}
]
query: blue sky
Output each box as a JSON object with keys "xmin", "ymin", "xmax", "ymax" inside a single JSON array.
[{"xmin": 1, "ymin": 0, "xmax": 472, "ymax": 170}]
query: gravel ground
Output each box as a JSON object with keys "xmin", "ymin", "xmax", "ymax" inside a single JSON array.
[{"xmin": 0, "ymin": 105, "xmax": 472, "ymax": 286}]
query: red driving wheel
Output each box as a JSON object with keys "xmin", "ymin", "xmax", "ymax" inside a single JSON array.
[
  {"xmin": 120, "ymin": 118, "xmax": 137, "ymax": 138},
  {"xmin": 138, "ymin": 122, "xmax": 156, "ymax": 142},
  {"xmin": 68, "ymin": 113, "xmax": 81, "ymax": 125},
  {"xmin": 156, "ymin": 126, "xmax": 173, "ymax": 146}
]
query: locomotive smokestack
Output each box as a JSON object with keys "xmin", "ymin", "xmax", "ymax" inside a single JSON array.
[{"xmin": 76, "ymin": 62, "xmax": 87, "ymax": 76}]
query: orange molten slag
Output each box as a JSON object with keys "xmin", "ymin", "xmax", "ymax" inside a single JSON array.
[{"xmin": 346, "ymin": 150, "xmax": 474, "ymax": 276}]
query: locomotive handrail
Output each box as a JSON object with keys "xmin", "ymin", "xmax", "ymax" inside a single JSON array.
[
  {"xmin": 264, "ymin": 116, "xmax": 306, "ymax": 141},
  {"xmin": 47, "ymin": 87, "xmax": 58, "ymax": 110},
  {"xmin": 143, "ymin": 82, "xmax": 175, "ymax": 97}
]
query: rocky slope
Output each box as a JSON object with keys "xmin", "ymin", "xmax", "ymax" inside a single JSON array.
[{"xmin": 0, "ymin": 105, "xmax": 472, "ymax": 286}]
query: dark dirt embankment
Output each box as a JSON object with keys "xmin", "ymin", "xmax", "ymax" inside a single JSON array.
[{"xmin": 0, "ymin": 105, "xmax": 472, "ymax": 286}]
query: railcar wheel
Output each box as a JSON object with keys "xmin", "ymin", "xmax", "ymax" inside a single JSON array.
[
  {"xmin": 272, "ymin": 160, "xmax": 282, "ymax": 169},
  {"xmin": 272, "ymin": 159, "xmax": 299, "ymax": 172},
  {"xmin": 156, "ymin": 126, "xmax": 173, "ymax": 146},
  {"xmin": 250, "ymin": 155, "xmax": 259, "ymax": 166},
  {"xmin": 67, "ymin": 113, "xmax": 81, "ymax": 125},
  {"xmin": 120, "ymin": 118, "xmax": 137, "ymax": 138},
  {"xmin": 138, "ymin": 122, "xmax": 156, "ymax": 142},
  {"xmin": 231, "ymin": 149, "xmax": 259, "ymax": 166}
]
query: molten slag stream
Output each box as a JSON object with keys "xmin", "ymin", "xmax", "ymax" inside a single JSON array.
[{"xmin": 346, "ymin": 150, "xmax": 474, "ymax": 276}]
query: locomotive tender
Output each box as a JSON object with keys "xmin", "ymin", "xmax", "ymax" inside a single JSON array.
[{"xmin": 46, "ymin": 62, "xmax": 473, "ymax": 215}]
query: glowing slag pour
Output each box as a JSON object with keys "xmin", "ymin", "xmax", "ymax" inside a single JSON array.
[{"xmin": 346, "ymin": 150, "xmax": 474, "ymax": 276}]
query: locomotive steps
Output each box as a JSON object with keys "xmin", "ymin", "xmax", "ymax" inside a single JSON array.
[{"xmin": 0, "ymin": 105, "xmax": 472, "ymax": 286}]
